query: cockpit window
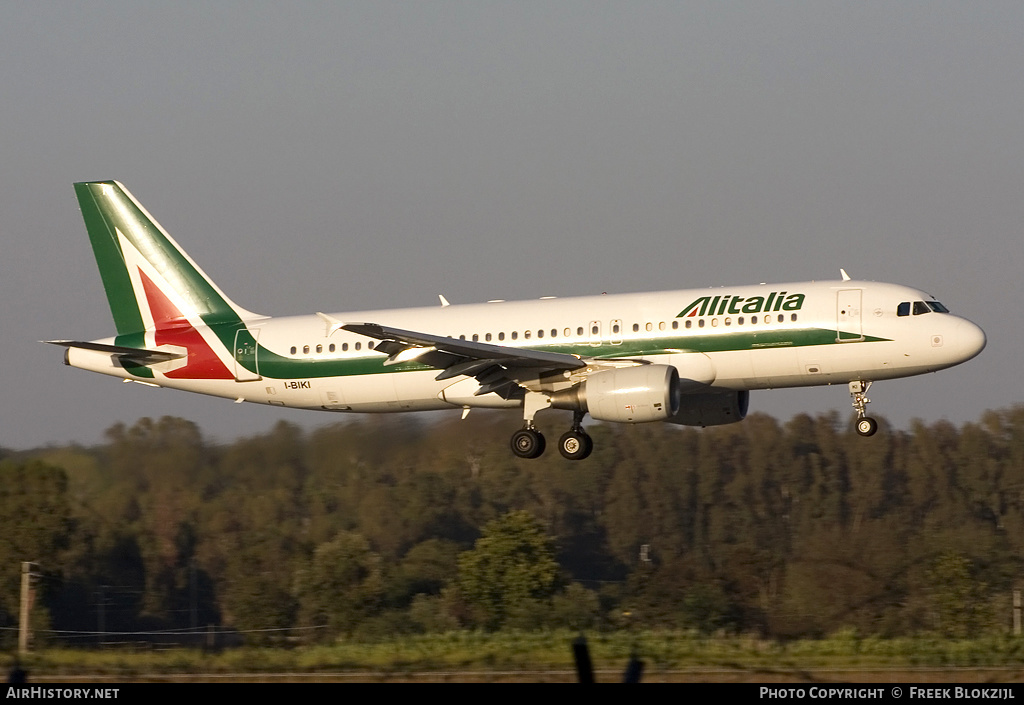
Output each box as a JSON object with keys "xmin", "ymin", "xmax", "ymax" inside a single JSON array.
[{"xmin": 899, "ymin": 300, "xmax": 950, "ymax": 316}]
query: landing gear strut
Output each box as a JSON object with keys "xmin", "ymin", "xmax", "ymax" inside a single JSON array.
[
  {"xmin": 849, "ymin": 380, "xmax": 878, "ymax": 437},
  {"xmin": 510, "ymin": 392, "xmax": 551, "ymax": 459}
]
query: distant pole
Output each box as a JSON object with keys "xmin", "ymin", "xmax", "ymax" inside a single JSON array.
[
  {"xmin": 18, "ymin": 562, "xmax": 32, "ymax": 656},
  {"xmin": 190, "ymin": 559, "xmax": 198, "ymax": 634},
  {"xmin": 1014, "ymin": 589, "xmax": 1021, "ymax": 637},
  {"xmin": 98, "ymin": 585, "xmax": 105, "ymax": 648}
]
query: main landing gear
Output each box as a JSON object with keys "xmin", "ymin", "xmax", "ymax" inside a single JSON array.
[
  {"xmin": 510, "ymin": 425, "xmax": 594, "ymax": 460},
  {"xmin": 849, "ymin": 380, "xmax": 878, "ymax": 437},
  {"xmin": 510, "ymin": 427, "xmax": 546, "ymax": 459},
  {"xmin": 558, "ymin": 411, "xmax": 594, "ymax": 460},
  {"xmin": 510, "ymin": 401, "xmax": 593, "ymax": 461}
]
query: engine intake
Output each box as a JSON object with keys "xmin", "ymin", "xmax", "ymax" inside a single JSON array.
[{"xmin": 665, "ymin": 391, "xmax": 750, "ymax": 427}]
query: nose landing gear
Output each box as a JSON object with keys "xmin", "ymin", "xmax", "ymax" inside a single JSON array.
[{"xmin": 849, "ymin": 380, "xmax": 878, "ymax": 437}]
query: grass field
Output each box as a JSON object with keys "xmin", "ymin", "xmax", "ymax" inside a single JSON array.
[{"xmin": 5, "ymin": 631, "xmax": 1024, "ymax": 682}]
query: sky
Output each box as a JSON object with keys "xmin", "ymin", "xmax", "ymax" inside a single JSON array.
[{"xmin": 1, "ymin": 2, "xmax": 1021, "ymax": 450}]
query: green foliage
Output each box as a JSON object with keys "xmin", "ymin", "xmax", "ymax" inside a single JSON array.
[
  {"xmin": 457, "ymin": 510, "xmax": 559, "ymax": 629},
  {"xmin": 10, "ymin": 631, "xmax": 1024, "ymax": 677},
  {"xmin": 926, "ymin": 552, "xmax": 996, "ymax": 638},
  {"xmin": 294, "ymin": 532, "xmax": 383, "ymax": 639},
  {"xmin": 9, "ymin": 405, "xmax": 1024, "ymax": 645},
  {"xmin": 391, "ymin": 538, "xmax": 462, "ymax": 605},
  {"xmin": 0, "ymin": 460, "xmax": 73, "ymax": 633},
  {"xmin": 547, "ymin": 582, "xmax": 601, "ymax": 630}
]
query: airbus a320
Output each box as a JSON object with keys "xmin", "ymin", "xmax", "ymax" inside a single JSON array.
[{"xmin": 49, "ymin": 181, "xmax": 986, "ymax": 460}]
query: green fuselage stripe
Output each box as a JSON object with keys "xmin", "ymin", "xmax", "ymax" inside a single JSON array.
[{"xmin": 222, "ymin": 325, "xmax": 889, "ymax": 380}]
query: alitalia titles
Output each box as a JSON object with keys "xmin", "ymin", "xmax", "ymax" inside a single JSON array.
[{"xmin": 677, "ymin": 292, "xmax": 806, "ymax": 318}]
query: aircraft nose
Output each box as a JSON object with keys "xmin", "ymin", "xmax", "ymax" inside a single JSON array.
[{"xmin": 953, "ymin": 318, "xmax": 986, "ymax": 363}]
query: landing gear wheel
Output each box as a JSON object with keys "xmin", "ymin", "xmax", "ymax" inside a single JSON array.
[
  {"xmin": 856, "ymin": 417, "xmax": 878, "ymax": 437},
  {"xmin": 558, "ymin": 430, "xmax": 593, "ymax": 460},
  {"xmin": 511, "ymin": 428, "xmax": 546, "ymax": 459}
]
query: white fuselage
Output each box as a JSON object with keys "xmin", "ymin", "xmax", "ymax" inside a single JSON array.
[{"xmin": 66, "ymin": 279, "xmax": 986, "ymax": 415}]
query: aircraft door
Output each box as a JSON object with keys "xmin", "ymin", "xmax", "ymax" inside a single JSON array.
[
  {"xmin": 233, "ymin": 328, "xmax": 261, "ymax": 381},
  {"xmin": 836, "ymin": 289, "xmax": 864, "ymax": 342}
]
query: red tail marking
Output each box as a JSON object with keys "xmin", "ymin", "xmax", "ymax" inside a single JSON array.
[{"xmin": 139, "ymin": 270, "xmax": 235, "ymax": 379}]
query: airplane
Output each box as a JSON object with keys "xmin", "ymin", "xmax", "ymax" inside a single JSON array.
[{"xmin": 49, "ymin": 181, "xmax": 987, "ymax": 460}]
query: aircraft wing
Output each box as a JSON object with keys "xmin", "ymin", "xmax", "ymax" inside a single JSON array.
[
  {"xmin": 45, "ymin": 340, "xmax": 186, "ymax": 365},
  {"xmin": 342, "ymin": 322, "xmax": 587, "ymax": 397}
]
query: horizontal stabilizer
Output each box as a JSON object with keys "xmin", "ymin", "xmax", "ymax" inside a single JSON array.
[{"xmin": 45, "ymin": 340, "xmax": 186, "ymax": 365}]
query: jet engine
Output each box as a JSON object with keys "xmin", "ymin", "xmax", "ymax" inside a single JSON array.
[
  {"xmin": 664, "ymin": 391, "xmax": 750, "ymax": 427},
  {"xmin": 551, "ymin": 364, "xmax": 682, "ymax": 423}
]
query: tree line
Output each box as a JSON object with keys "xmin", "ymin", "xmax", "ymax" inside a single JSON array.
[{"xmin": 1, "ymin": 407, "xmax": 1022, "ymax": 646}]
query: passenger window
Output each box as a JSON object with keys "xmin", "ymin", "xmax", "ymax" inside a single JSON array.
[
  {"xmin": 672, "ymin": 321, "xmax": 678, "ymax": 329},
  {"xmin": 524, "ymin": 330, "xmax": 531, "ymax": 339},
  {"xmin": 303, "ymin": 345, "xmax": 310, "ymax": 354},
  {"xmin": 777, "ymin": 314, "xmax": 784, "ymax": 323},
  {"xmin": 316, "ymin": 344, "xmax": 323, "ymax": 353},
  {"xmin": 685, "ymin": 320, "xmax": 692, "ymax": 329},
  {"xmin": 738, "ymin": 317, "xmax": 744, "ymax": 325},
  {"xmin": 512, "ymin": 331, "xmax": 518, "ymax": 340},
  {"xmin": 290, "ymin": 346, "xmax": 297, "ymax": 355},
  {"xmin": 537, "ymin": 330, "xmax": 544, "ymax": 338},
  {"xmin": 751, "ymin": 316, "xmax": 757, "ymax": 324},
  {"xmin": 342, "ymin": 343, "xmax": 349, "ymax": 351},
  {"xmin": 485, "ymin": 333, "xmax": 492, "ymax": 341},
  {"xmin": 724, "ymin": 317, "xmax": 731, "ymax": 326},
  {"xmin": 329, "ymin": 344, "xmax": 335, "ymax": 352},
  {"xmin": 472, "ymin": 334, "xmax": 479, "ymax": 341},
  {"xmin": 897, "ymin": 302, "xmax": 911, "ymax": 317},
  {"xmin": 791, "ymin": 314, "xmax": 798, "ymax": 322},
  {"xmin": 711, "ymin": 318, "xmax": 719, "ymax": 327},
  {"xmin": 368, "ymin": 341, "xmax": 374, "ymax": 349},
  {"xmin": 698, "ymin": 319, "xmax": 705, "ymax": 328},
  {"xmin": 659, "ymin": 322, "xmax": 666, "ymax": 331},
  {"xmin": 564, "ymin": 328, "xmax": 571, "ymax": 337},
  {"xmin": 632, "ymin": 323, "xmax": 640, "ymax": 332},
  {"xmin": 355, "ymin": 342, "xmax": 361, "ymax": 350},
  {"xmin": 498, "ymin": 332, "xmax": 505, "ymax": 341}
]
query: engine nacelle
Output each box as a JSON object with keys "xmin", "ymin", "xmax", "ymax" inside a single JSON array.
[
  {"xmin": 551, "ymin": 364, "xmax": 682, "ymax": 423},
  {"xmin": 664, "ymin": 391, "xmax": 750, "ymax": 427}
]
